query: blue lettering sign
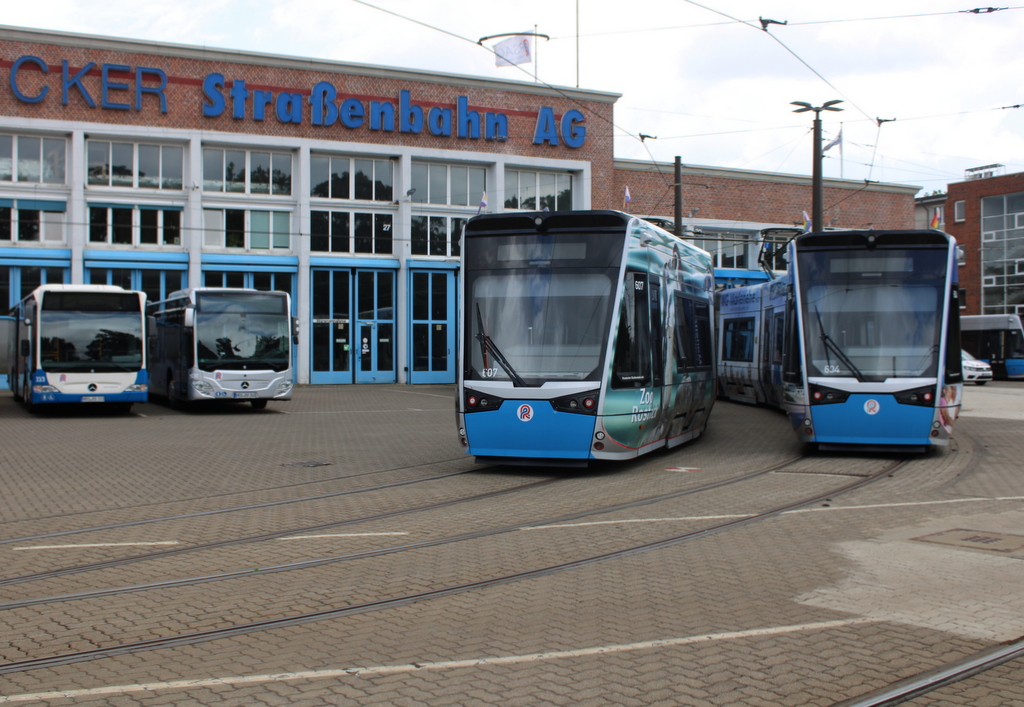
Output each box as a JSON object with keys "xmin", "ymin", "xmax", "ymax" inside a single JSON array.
[
  {"xmin": 62, "ymin": 60, "xmax": 97, "ymax": 108},
  {"xmin": 252, "ymin": 90, "xmax": 273, "ymax": 121},
  {"xmin": 428, "ymin": 106, "xmax": 452, "ymax": 136},
  {"xmin": 457, "ymin": 96, "xmax": 480, "ymax": 139},
  {"xmin": 203, "ymin": 73, "xmax": 226, "ymax": 117},
  {"xmin": 230, "ymin": 79, "xmax": 249, "ymax": 119},
  {"xmin": 276, "ymin": 93, "xmax": 303, "ymax": 124},
  {"xmin": 135, "ymin": 67, "xmax": 168, "ymax": 113},
  {"xmin": 561, "ymin": 109, "xmax": 585, "ymax": 148},
  {"xmin": 369, "ymin": 101, "xmax": 395, "ymax": 131},
  {"xmin": 399, "ymin": 89, "xmax": 423, "ymax": 133},
  {"xmin": 486, "ymin": 113, "xmax": 508, "ymax": 141},
  {"xmin": 10, "ymin": 55, "xmax": 49, "ymax": 103},
  {"xmin": 310, "ymin": 82, "xmax": 338, "ymax": 126},
  {"xmin": 340, "ymin": 98, "xmax": 364, "ymax": 129},
  {"xmin": 101, "ymin": 63, "xmax": 132, "ymax": 110},
  {"xmin": 533, "ymin": 106, "xmax": 559, "ymax": 145}
]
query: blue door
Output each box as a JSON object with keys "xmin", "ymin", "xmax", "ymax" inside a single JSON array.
[
  {"xmin": 409, "ymin": 269, "xmax": 456, "ymax": 384},
  {"xmin": 311, "ymin": 269, "xmax": 353, "ymax": 384},
  {"xmin": 355, "ymin": 270, "xmax": 396, "ymax": 384}
]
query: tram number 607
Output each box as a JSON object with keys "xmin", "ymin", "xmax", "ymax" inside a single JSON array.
[{"xmin": 482, "ymin": 367, "xmax": 500, "ymax": 378}]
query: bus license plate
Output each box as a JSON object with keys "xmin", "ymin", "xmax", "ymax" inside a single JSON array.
[
  {"xmin": 233, "ymin": 392, "xmax": 256, "ymax": 399},
  {"xmin": 82, "ymin": 396, "xmax": 105, "ymax": 402}
]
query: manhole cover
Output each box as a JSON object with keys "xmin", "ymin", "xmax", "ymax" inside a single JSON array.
[
  {"xmin": 912, "ymin": 528, "xmax": 1024, "ymax": 555},
  {"xmin": 283, "ymin": 461, "xmax": 332, "ymax": 468}
]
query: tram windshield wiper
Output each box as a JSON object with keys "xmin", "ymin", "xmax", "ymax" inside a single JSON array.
[
  {"xmin": 814, "ymin": 306, "xmax": 865, "ymax": 382},
  {"xmin": 475, "ymin": 304, "xmax": 528, "ymax": 387}
]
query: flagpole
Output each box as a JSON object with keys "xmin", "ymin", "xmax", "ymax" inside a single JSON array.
[{"xmin": 534, "ymin": 24, "xmax": 539, "ymax": 83}]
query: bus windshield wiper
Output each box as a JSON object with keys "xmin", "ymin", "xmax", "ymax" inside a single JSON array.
[
  {"xmin": 814, "ymin": 306, "xmax": 865, "ymax": 382},
  {"xmin": 475, "ymin": 304, "xmax": 527, "ymax": 387}
]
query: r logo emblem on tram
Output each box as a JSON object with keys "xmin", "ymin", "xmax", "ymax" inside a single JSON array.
[
  {"xmin": 517, "ymin": 404, "xmax": 534, "ymax": 422},
  {"xmin": 864, "ymin": 399, "xmax": 880, "ymax": 415}
]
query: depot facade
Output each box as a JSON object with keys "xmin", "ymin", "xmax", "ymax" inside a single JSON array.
[
  {"xmin": 1, "ymin": 26, "xmax": 620, "ymax": 385},
  {"xmin": 2, "ymin": 26, "xmax": 918, "ymax": 386}
]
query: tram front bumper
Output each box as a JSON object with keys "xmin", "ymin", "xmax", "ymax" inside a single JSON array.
[{"xmin": 463, "ymin": 401, "xmax": 597, "ymax": 462}]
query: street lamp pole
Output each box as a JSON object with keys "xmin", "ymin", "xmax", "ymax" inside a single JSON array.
[{"xmin": 791, "ymin": 100, "xmax": 843, "ymax": 232}]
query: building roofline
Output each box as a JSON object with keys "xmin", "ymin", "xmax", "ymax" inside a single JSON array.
[
  {"xmin": 614, "ymin": 158, "xmax": 921, "ymax": 195},
  {"xmin": 0, "ymin": 24, "xmax": 621, "ymax": 104}
]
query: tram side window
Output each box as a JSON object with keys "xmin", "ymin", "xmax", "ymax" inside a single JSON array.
[
  {"xmin": 783, "ymin": 298, "xmax": 801, "ymax": 383},
  {"xmin": 944, "ymin": 287, "xmax": 963, "ymax": 384},
  {"xmin": 722, "ymin": 317, "xmax": 755, "ymax": 362},
  {"xmin": 673, "ymin": 295, "xmax": 712, "ymax": 372},
  {"xmin": 612, "ymin": 272, "xmax": 651, "ymax": 388}
]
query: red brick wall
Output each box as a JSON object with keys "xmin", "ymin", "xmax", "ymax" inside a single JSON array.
[
  {"xmin": 610, "ymin": 164, "xmax": 916, "ymax": 229},
  {"xmin": 0, "ymin": 33, "xmax": 615, "ymax": 199}
]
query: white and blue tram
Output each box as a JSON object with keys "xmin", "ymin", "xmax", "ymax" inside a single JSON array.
[
  {"xmin": 960, "ymin": 314, "xmax": 1024, "ymax": 380},
  {"xmin": 456, "ymin": 210, "xmax": 717, "ymax": 466},
  {"xmin": 7, "ymin": 284, "xmax": 149, "ymax": 411},
  {"xmin": 717, "ymin": 229, "xmax": 963, "ymax": 451}
]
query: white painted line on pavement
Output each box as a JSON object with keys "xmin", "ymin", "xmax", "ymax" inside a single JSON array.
[
  {"xmin": 0, "ymin": 618, "xmax": 877, "ymax": 703},
  {"xmin": 276, "ymin": 533, "xmax": 409, "ymax": 540},
  {"xmin": 12, "ymin": 542, "xmax": 179, "ymax": 551}
]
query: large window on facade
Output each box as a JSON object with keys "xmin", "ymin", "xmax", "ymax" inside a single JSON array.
[
  {"xmin": 410, "ymin": 163, "xmax": 486, "ymax": 207},
  {"xmin": 688, "ymin": 233, "xmax": 750, "ymax": 269},
  {"xmin": 203, "ymin": 148, "xmax": 291, "ymax": 195},
  {"xmin": 0, "ymin": 203, "xmax": 65, "ymax": 243},
  {"xmin": 89, "ymin": 206, "xmax": 181, "ymax": 246},
  {"xmin": 310, "ymin": 210, "xmax": 392, "ymax": 254},
  {"xmin": 503, "ymin": 169, "xmax": 572, "ymax": 211},
  {"xmin": 310, "ymin": 156, "xmax": 393, "ymax": 201},
  {"xmin": 0, "ymin": 134, "xmax": 66, "ymax": 184},
  {"xmin": 203, "ymin": 209, "xmax": 290, "ymax": 250},
  {"xmin": 980, "ymin": 192, "xmax": 1024, "ymax": 314},
  {"xmin": 411, "ymin": 216, "xmax": 465, "ymax": 257},
  {"xmin": 87, "ymin": 141, "xmax": 183, "ymax": 189}
]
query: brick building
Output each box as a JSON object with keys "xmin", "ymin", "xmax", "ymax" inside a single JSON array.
[
  {"xmin": 941, "ymin": 169, "xmax": 1024, "ymax": 316},
  {"xmin": 1, "ymin": 25, "xmax": 920, "ymax": 385}
]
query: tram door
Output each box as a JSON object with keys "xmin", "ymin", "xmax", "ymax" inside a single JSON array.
[
  {"xmin": 355, "ymin": 270, "xmax": 396, "ymax": 384},
  {"xmin": 410, "ymin": 270, "xmax": 456, "ymax": 384}
]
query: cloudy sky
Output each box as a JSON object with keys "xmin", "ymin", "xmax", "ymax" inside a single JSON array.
[{"xmin": 7, "ymin": 0, "xmax": 1024, "ymax": 196}]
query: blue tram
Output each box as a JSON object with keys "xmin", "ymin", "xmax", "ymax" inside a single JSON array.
[
  {"xmin": 456, "ymin": 210, "xmax": 717, "ymax": 466},
  {"xmin": 717, "ymin": 229, "xmax": 963, "ymax": 451}
]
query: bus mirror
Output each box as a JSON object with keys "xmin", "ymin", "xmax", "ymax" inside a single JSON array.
[
  {"xmin": 292, "ymin": 317, "xmax": 300, "ymax": 345},
  {"xmin": 20, "ymin": 340, "xmax": 30, "ymax": 357},
  {"xmin": 184, "ymin": 308, "xmax": 195, "ymax": 328}
]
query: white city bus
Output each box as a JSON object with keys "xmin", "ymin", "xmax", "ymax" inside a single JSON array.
[
  {"xmin": 7, "ymin": 284, "xmax": 148, "ymax": 412},
  {"xmin": 148, "ymin": 287, "xmax": 295, "ymax": 409}
]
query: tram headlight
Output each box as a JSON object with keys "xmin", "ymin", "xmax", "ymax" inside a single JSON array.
[
  {"xmin": 552, "ymin": 390, "xmax": 600, "ymax": 415},
  {"xmin": 894, "ymin": 386, "xmax": 938, "ymax": 407},
  {"xmin": 463, "ymin": 388, "xmax": 504, "ymax": 412}
]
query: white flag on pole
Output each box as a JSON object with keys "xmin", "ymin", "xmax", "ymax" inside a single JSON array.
[
  {"xmin": 494, "ymin": 35, "xmax": 533, "ymax": 67},
  {"xmin": 823, "ymin": 129, "xmax": 842, "ymax": 153}
]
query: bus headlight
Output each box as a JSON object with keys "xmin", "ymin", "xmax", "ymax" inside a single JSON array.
[
  {"xmin": 276, "ymin": 381, "xmax": 293, "ymax": 394},
  {"xmin": 126, "ymin": 384, "xmax": 148, "ymax": 392},
  {"xmin": 192, "ymin": 380, "xmax": 213, "ymax": 392},
  {"xmin": 33, "ymin": 385, "xmax": 58, "ymax": 393}
]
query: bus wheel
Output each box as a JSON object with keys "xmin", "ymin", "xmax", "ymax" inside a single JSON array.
[{"xmin": 250, "ymin": 399, "xmax": 268, "ymax": 410}]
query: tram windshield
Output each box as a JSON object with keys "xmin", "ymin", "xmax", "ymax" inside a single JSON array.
[
  {"xmin": 464, "ymin": 234, "xmax": 621, "ymax": 385},
  {"xmin": 797, "ymin": 248, "xmax": 948, "ymax": 382},
  {"xmin": 38, "ymin": 292, "xmax": 144, "ymax": 372},
  {"xmin": 194, "ymin": 292, "xmax": 291, "ymax": 372}
]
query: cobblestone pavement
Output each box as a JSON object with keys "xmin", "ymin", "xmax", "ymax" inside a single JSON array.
[{"xmin": 0, "ymin": 382, "xmax": 1021, "ymax": 706}]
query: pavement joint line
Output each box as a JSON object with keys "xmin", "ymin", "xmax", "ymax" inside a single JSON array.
[
  {"xmin": 12, "ymin": 542, "xmax": 180, "ymax": 551},
  {"xmin": 276, "ymin": 533, "xmax": 410, "ymax": 540},
  {"xmin": 518, "ymin": 497, "xmax": 1024, "ymax": 530},
  {"xmin": 0, "ymin": 618, "xmax": 879, "ymax": 704}
]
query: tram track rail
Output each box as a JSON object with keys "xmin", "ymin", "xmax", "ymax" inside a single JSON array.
[
  {"xmin": 0, "ymin": 455, "xmax": 908, "ymax": 676},
  {"xmin": 832, "ymin": 635, "xmax": 1024, "ymax": 707},
  {"xmin": 0, "ymin": 456, "xmax": 479, "ymax": 537},
  {"xmin": 0, "ymin": 453, "xmax": 811, "ymax": 610}
]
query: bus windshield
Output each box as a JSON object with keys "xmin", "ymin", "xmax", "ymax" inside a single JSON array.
[
  {"xmin": 195, "ymin": 292, "xmax": 290, "ymax": 372},
  {"xmin": 39, "ymin": 293, "xmax": 143, "ymax": 372},
  {"xmin": 798, "ymin": 248, "xmax": 948, "ymax": 382}
]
